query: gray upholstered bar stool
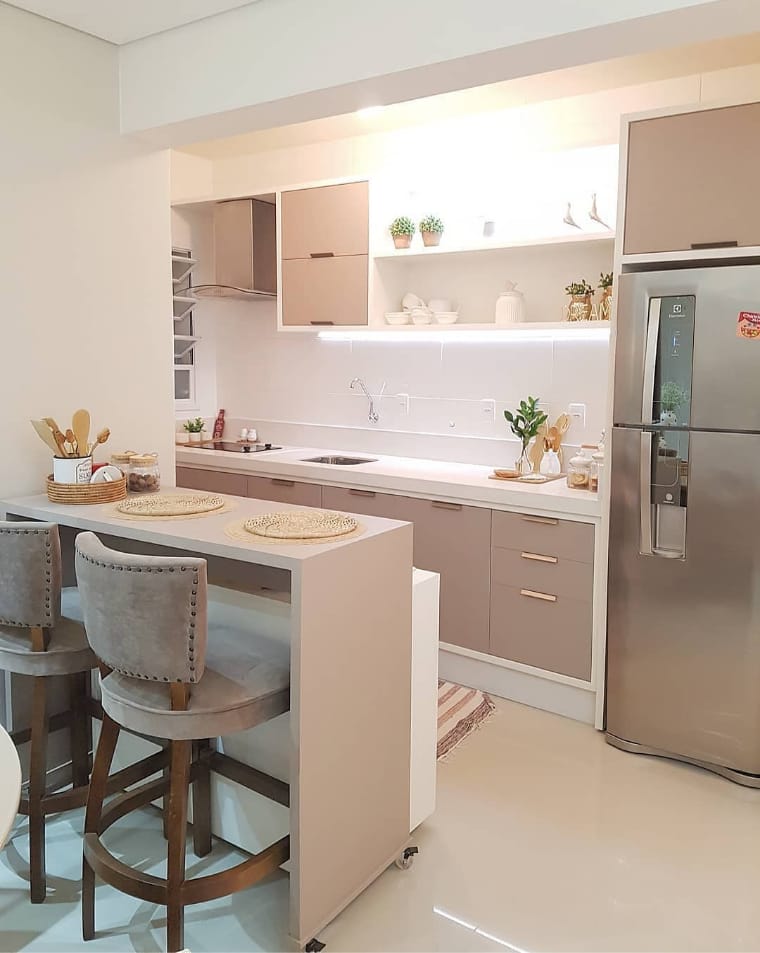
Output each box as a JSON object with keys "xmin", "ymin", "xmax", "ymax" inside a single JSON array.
[
  {"xmin": 75, "ymin": 532, "xmax": 290, "ymax": 953},
  {"xmin": 0, "ymin": 521, "xmax": 97, "ymax": 902}
]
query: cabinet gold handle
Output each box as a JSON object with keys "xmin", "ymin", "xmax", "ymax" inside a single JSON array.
[
  {"xmin": 432, "ymin": 501, "xmax": 462, "ymax": 511},
  {"xmin": 349, "ymin": 488, "xmax": 376, "ymax": 497},
  {"xmin": 521, "ymin": 515, "xmax": 558, "ymax": 525},
  {"xmin": 271, "ymin": 479, "xmax": 295, "ymax": 487},
  {"xmin": 310, "ymin": 321, "xmax": 334, "ymax": 325},
  {"xmin": 521, "ymin": 552, "xmax": 558, "ymax": 564},
  {"xmin": 520, "ymin": 588, "xmax": 557, "ymax": 603},
  {"xmin": 310, "ymin": 252, "xmax": 335, "ymax": 258}
]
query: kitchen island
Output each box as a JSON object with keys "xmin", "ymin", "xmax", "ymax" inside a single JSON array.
[{"xmin": 1, "ymin": 492, "xmax": 416, "ymax": 949}]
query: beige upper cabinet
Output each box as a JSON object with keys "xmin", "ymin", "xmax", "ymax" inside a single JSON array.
[
  {"xmin": 281, "ymin": 181, "xmax": 369, "ymax": 259},
  {"xmin": 624, "ymin": 103, "xmax": 760, "ymax": 256},
  {"xmin": 281, "ymin": 256, "xmax": 368, "ymax": 326}
]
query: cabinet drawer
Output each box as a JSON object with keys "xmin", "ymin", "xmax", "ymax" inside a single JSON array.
[
  {"xmin": 247, "ymin": 476, "xmax": 322, "ymax": 507},
  {"xmin": 492, "ymin": 511, "xmax": 594, "ymax": 564},
  {"xmin": 321, "ymin": 486, "xmax": 413, "ymax": 522},
  {"xmin": 491, "ymin": 547, "xmax": 592, "ymax": 602},
  {"xmin": 281, "ymin": 182, "xmax": 369, "ymax": 259},
  {"xmin": 176, "ymin": 467, "xmax": 247, "ymax": 497},
  {"xmin": 490, "ymin": 583, "xmax": 591, "ymax": 681},
  {"xmin": 281, "ymin": 256, "xmax": 368, "ymax": 326}
]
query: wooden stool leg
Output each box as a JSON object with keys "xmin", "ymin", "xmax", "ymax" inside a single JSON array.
[
  {"xmin": 69, "ymin": 671, "xmax": 91, "ymax": 789},
  {"xmin": 82, "ymin": 714, "xmax": 120, "ymax": 941},
  {"xmin": 28, "ymin": 676, "xmax": 49, "ymax": 903},
  {"xmin": 166, "ymin": 739, "xmax": 191, "ymax": 953},
  {"xmin": 192, "ymin": 740, "xmax": 212, "ymax": 858}
]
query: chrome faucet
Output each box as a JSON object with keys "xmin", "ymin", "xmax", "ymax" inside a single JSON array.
[{"xmin": 350, "ymin": 377, "xmax": 380, "ymax": 423}]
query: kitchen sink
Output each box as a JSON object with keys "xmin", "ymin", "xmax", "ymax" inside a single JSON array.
[{"xmin": 302, "ymin": 455, "xmax": 378, "ymax": 466}]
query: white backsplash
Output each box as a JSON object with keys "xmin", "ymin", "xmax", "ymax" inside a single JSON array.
[{"xmin": 209, "ymin": 301, "xmax": 609, "ymax": 466}]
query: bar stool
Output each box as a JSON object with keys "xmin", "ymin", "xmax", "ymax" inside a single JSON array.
[
  {"xmin": 0, "ymin": 521, "xmax": 97, "ymax": 902},
  {"xmin": 75, "ymin": 532, "xmax": 291, "ymax": 953}
]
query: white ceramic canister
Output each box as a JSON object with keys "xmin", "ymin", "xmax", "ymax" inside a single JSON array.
[
  {"xmin": 495, "ymin": 281, "xmax": 526, "ymax": 325},
  {"xmin": 53, "ymin": 455, "xmax": 93, "ymax": 484}
]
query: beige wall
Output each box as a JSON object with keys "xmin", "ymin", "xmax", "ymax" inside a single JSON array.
[{"xmin": 0, "ymin": 5, "xmax": 174, "ymax": 500}]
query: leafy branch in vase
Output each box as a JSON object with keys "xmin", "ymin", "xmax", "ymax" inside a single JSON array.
[{"xmin": 504, "ymin": 396, "xmax": 549, "ymax": 467}]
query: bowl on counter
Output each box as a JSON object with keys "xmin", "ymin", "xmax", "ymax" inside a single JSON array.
[
  {"xmin": 434, "ymin": 311, "xmax": 459, "ymax": 325},
  {"xmin": 385, "ymin": 311, "xmax": 410, "ymax": 325}
]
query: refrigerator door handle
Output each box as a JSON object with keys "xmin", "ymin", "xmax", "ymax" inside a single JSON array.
[
  {"xmin": 640, "ymin": 430, "xmax": 654, "ymax": 555},
  {"xmin": 641, "ymin": 297, "xmax": 661, "ymax": 424}
]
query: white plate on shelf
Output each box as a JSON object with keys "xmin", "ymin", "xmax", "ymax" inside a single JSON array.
[{"xmin": 385, "ymin": 311, "xmax": 410, "ymax": 325}]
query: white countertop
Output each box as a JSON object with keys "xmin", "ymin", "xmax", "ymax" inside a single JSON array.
[{"xmin": 176, "ymin": 445, "xmax": 602, "ymax": 519}]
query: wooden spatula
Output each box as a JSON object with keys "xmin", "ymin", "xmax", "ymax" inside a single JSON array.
[
  {"xmin": 30, "ymin": 419, "xmax": 59, "ymax": 454},
  {"xmin": 72, "ymin": 409, "xmax": 90, "ymax": 459}
]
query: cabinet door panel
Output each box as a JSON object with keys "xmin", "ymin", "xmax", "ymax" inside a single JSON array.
[
  {"xmin": 247, "ymin": 476, "xmax": 322, "ymax": 507},
  {"xmin": 490, "ymin": 583, "xmax": 591, "ymax": 680},
  {"xmin": 281, "ymin": 256, "xmax": 368, "ymax": 327},
  {"xmin": 491, "ymin": 547, "xmax": 592, "ymax": 603},
  {"xmin": 624, "ymin": 104, "xmax": 760, "ymax": 255},
  {"xmin": 176, "ymin": 466, "xmax": 247, "ymax": 496},
  {"xmin": 281, "ymin": 182, "xmax": 368, "ymax": 259}
]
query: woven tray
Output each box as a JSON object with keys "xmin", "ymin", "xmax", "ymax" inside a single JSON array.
[
  {"xmin": 116, "ymin": 493, "xmax": 227, "ymax": 518},
  {"xmin": 244, "ymin": 510, "xmax": 358, "ymax": 540},
  {"xmin": 47, "ymin": 474, "xmax": 127, "ymax": 505}
]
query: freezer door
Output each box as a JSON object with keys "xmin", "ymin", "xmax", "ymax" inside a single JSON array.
[
  {"xmin": 607, "ymin": 427, "xmax": 760, "ymax": 774},
  {"xmin": 614, "ymin": 265, "xmax": 760, "ymax": 432}
]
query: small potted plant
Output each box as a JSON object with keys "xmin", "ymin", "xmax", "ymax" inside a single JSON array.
[
  {"xmin": 183, "ymin": 417, "xmax": 206, "ymax": 444},
  {"xmin": 389, "ymin": 216, "xmax": 415, "ymax": 249},
  {"xmin": 504, "ymin": 396, "xmax": 548, "ymax": 475},
  {"xmin": 565, "ymin": 279, "xmax": 594, "ymax": 321},
  {"xmin": 419, "ymin": 215, "xmax": 444, "ymax": 247},
  {"xmin": 659, "ymin": 381, "xmax": 688, "ymax": 426},
  {"xmin": 598, "ymin": 272, "xmax": 613, "ymax": 320}
]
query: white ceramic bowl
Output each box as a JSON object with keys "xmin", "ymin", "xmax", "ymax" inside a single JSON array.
[
  {"xmin": 402, "ymin": 292, "xmax": 425, "ymax": 311},
  {"xmin": 434, "ymin": 311, "xmax": 459, "ymax": 325},
  {"xmin": 411, "ymin": 308, "xmax": 432, "ymax": 325},
  {"xmin": 385, "ymin": 311, "xmax": 410, "ymax": 325}
]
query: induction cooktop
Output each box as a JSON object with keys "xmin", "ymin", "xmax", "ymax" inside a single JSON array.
[{"xmin": 195, "ymin": 441, "xmax": 283, "ymax": 453}]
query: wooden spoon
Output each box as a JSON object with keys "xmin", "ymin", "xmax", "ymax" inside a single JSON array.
[
  {"xmin": 555, "ymin": 413, "xmax": 571, "ymax": 436},
  {"xmin": 30, "ymin": 419, "xmax": 59, "ymax": 454},
  {"xmin": 548, "ymin": 426, "xmax": 561, "ymax": 452},
  {"xmin": 65, "ymin": 429, "xmax": 78, "ymax": 455},
  {"xmin": 72, "ymin": 409, "xmax": 90, "ymax": 460},
  {"xmin": 50, "ymin": 427, "xmax": 69, "ymax": 458},
  {"xmin": 88, "ymin": 427, "xmax": 111, "ymax": 456}
]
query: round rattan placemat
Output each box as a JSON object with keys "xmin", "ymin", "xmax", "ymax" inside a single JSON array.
[
  {"xmin": 110, "ymin": 493, "xmax": 237, "ymax": 521},
  {"xmin": 224, "ymin": 511, "xmax": 365, "ymax": 546}
]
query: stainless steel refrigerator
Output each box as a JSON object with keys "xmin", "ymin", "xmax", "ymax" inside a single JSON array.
[{"xmin": 607, "ymin": 263, "xmax": 760, "ymax": 785}]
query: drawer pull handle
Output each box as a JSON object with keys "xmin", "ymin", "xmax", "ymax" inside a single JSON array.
[
  {"xmin": 690, "ymin": 241, "xmax": 738, "ymax": 250},
  {"xmin": 310, "ymin": 321, "xmax": 335, "ymax": 326},
  {"xmin": 349, "ymin": 488, "xmax": 376, "ymax": 498},
  {"xmin": 521, "ymin": 552, "xmax": 558, "ymax": 564},
  {"xmin": 520, "ymin": 588, "xmax": 557, "ymax": 603},
  {"xmin": 521, "ymin": 515, "xmax": 558, "ymax": 526},
  {"xmin": 310, "ymin": 252, "xmax": 335, "ymax": 258},
  {"xmin": 432, "ymin": 501, "xmax": 462, "ymax": 511},
  {"xmin": 271, "ymin": 479, "xmax": 295, "ymax": 487}
]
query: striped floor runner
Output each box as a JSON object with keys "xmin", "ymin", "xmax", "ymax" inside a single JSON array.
[{"xmin": 437, "ymin": 681, "xmax": 496, "ymax": 760}]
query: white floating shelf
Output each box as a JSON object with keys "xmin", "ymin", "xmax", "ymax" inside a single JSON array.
[
  {"xmin": 318, "ymin": 321, "xmax": 611, "ymax": 342},
  {"xmin": 373, "ymin": 231, "xmax": 615, "ymax": 260}
]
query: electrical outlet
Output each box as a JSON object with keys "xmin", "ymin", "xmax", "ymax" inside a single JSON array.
[
  {"xmin": 568, "ymin": 403, "xmax": 586, "ymax": 426},
  {"xmin": 397, "ymin": 393, "xmax": 410, "ymax": 415},
  {"xmin": 481, "ymin": 398, "xmax": 496, "ymax": 420}
]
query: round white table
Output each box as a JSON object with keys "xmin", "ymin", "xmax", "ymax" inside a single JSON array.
[{"xmin": 0, "ymin": 724, "xmax": 21, "ymax": 848}]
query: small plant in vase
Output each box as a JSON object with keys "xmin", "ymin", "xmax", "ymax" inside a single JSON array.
[
  {"xmin": 659, "ymin": 380, "xmax": 688, "ymax": 426},
  {"xmin": 389, "ymin": 216, "xmax": 415, "ymax": 249},
  {"xmin": 565, "ymin": 279, "xmax": 594, "ymax": 321},
  {"xmin": 419, "ymin": 215, "xmax": 444, "ymax": 247},
  {"xmin": 598, "ymin": 272, "xmax": 613, "ymax": 320},
  {"xmin": 504, "ymin": 396, "xmax": 549, "ymax": 475},
  {"xmin": 183, "ymin": 417, "xmax": 206, "ymax": 443}
]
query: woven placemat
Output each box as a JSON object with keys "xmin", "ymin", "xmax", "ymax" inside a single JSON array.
[
  {"xmin": 109, "ymin": 493, "xmax": 237, "ymax": 521},
  {"xmin": 224, "ymin": 518, "xmax": 366, "ymax": 546}
]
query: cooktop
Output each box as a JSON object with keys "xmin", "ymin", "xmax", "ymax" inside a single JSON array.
[{"xmin": 196, "ymin": 441, "xmax": 283, "ymax": 453}]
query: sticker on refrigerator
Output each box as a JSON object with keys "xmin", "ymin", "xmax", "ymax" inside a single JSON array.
[{"xmin": 737, "ymin": 311, "xmax": 760, "ymax": 339}]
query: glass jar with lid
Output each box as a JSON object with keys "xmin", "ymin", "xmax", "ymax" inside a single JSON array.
[
  {"xmin": 110, "ymin": 451, "xmax": 136, "ymax": 475},
  {"xmin": 567, "ymin": 446, "xmax": 594, "ymax": 490},
  {"xmin": 127, "ymin": 453, "xmax": 161, "ymax": 493}
]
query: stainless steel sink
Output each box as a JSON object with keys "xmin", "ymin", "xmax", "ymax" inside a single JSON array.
[{"xmin": 302, "ymin": 455, "xmax": 378, "ymax": 466}]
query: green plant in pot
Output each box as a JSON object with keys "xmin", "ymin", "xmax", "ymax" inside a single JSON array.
[
  {"xmin": 598, "ymin": 272, "xmax": 613, "ymax": 320},
  {"xmin": 659, "ymin": 380, "xmax": 688, "ymax": 426},
  {"xmin": 504, "ymin": 396, "xmax": 548, "ymax": 474},
  {"xmin": 565, "ymin": 279, "xmax": 594, "ymax": 321},
  {"xmin": 183, "ymin": 417, "xmax": 206, "ymax": 443},
  {"xmin": 419, "ymin": 215, "xmax": 444, "ymax": 247},
  {"xmin": 389, "ymin": 216, "xmax": 415, "ymax": 249}
]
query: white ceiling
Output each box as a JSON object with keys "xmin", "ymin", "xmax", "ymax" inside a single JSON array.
[{"xmin": 2, "ymin": 0, "xmax": 261, "ymax": 43}]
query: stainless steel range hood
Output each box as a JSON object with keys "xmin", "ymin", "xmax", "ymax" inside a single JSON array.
[{"xmin": 202, "ymin": 197, "xmax": 277, "ymax": 298}]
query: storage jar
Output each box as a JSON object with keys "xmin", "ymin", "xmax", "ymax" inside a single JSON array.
[
  {"xmin": 127, "ymin": 453, "xmax": 161, "ymax": 493},
  {"xmin": 110, "ymin": 451, "xmax": 135, "ymax": 475},
  {"xmin": 495, "ymin": 281, "xmax": 525, "ymax": 325},
  {"xmin": 567, "ymin": 448, "xmax": 593, "ymax": 490}
]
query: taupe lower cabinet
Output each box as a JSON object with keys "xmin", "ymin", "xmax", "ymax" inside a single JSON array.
[
  {"xmin": 176, "ymin": 467, "xmax": 595, "ymax": 677},
  {"xmin": 624, "ymin": 103, "xmax": 760, "ymax": 255},
  {"xmin": 322, "ymin": 487, "xmax": 491, "ymax": 654}
]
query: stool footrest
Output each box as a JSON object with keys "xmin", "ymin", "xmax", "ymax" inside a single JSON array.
[{"xmin": 210, "ymin": 751, "xmax": 290, "ymax": 807}]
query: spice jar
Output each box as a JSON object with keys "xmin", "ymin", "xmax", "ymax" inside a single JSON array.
[
  {"xmin": 127, "ymin": 453, "xmax": 161, "ymax": 493},
  {"xmin": 567, "ymin": 448, "xmax": 592, "ymax": 490},
  {"xmin": 110, "ymin": 451, "xmax": 135, "ymax": 475}
]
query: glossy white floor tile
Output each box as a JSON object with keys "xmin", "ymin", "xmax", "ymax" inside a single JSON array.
[{"xmin": 3, "ymin": 700, "xmax": 760, "ymax": 951}]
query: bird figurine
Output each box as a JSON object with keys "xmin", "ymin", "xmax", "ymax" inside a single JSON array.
[
  {"xmin": 588, "ymin": 192, "xmax": 610, "ymax": 229},
  {"xmin": 563, "ymin": 202, "xmax": 580, "ymax": 229}
]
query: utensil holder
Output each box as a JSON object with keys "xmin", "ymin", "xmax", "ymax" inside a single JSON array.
[{"xmin": 52, "ymin": 456, "xmax": 92, "ymax": 484}]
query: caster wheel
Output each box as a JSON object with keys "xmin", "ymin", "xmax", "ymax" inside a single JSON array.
[
  {"xmin": 395, "ymin": 846, "xmax": 419, "ymax": 870},
  {"xmin": 305, "ymin": 940, "xmax": 325, "ymax": 952}
]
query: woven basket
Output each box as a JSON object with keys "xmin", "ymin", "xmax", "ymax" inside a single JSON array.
[{"xmin": 46, "ymin": 474, "xmax": 127, "ymax": 505}]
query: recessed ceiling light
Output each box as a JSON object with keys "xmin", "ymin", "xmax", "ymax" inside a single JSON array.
[{"xmin": 356, "ymin": 106, "xmax": 384, "ymax": 119}]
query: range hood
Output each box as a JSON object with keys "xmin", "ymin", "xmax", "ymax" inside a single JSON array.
[{"xmin": 206, "ymin": 197, "xmax": 277, "ymax": 298}]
